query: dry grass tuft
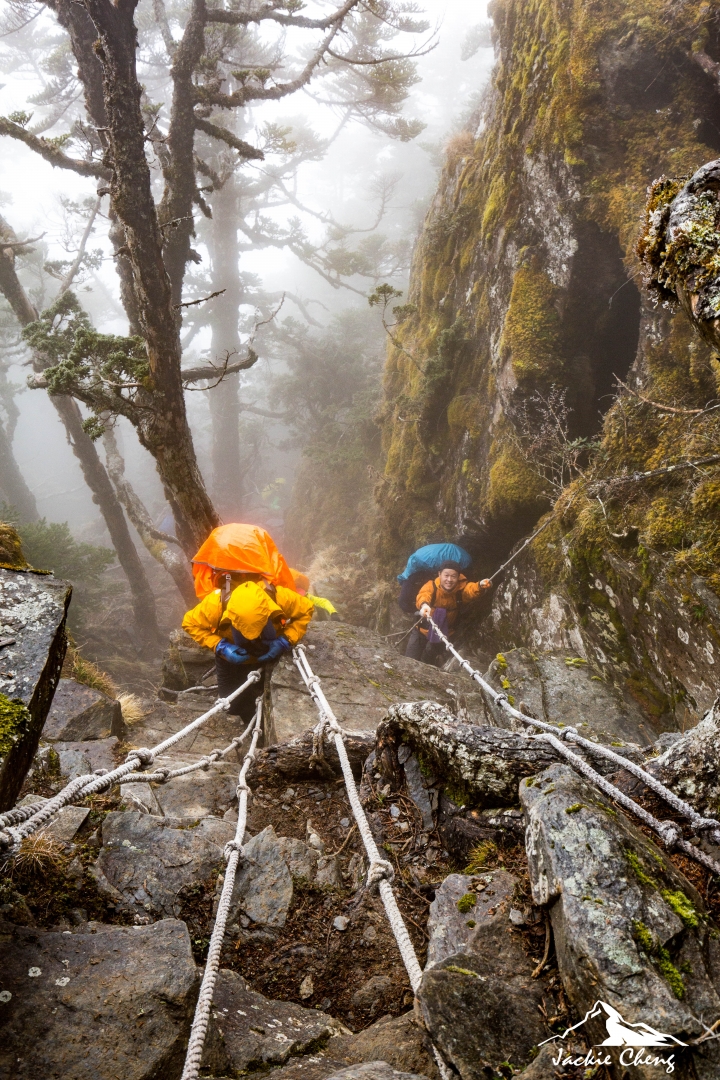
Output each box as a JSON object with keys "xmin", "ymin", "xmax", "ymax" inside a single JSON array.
[
  {"xmin": 63, "ymin": 642, "xmax": 117, "ymax": 698},
  {"xmin": 2, "ymin": 832, "xmax": 66, "ymax": 878},
  {"xmin": 465, "ymin": 839, "xmax": 498, "ymax": 874},
  {"xmin": 117, "ymin": 692, "xmax": 146, "ymax": 725}
]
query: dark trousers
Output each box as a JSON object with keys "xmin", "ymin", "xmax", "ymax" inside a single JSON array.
[
  {"xmin": 404, "ymin": 627, "xmax": 444, "ymax": 667},
  {"xmin": 215, "ymin": 656, "xmax": 264, "ymax": 723}
]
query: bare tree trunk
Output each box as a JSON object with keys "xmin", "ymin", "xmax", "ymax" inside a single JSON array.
[
  {"xmin": 102, "ymin": 425, "xmax": 196, "ymax": 605},
  {"xmin": 52, "ymin": 397, "xmax": 162, "ymax": 650},
  {"xmin": 0, "ymin": 418, "xmax": 38, "ymax": 522},
  {"xmin": 82, "ymin": 0, "xmax": 219, "ymax": 556},
  {"xmin": 0, "ymin": 233, "xmax": 161, "ymax": 650},
  {"xmin": 209, "ymin": 174, "xmax": 243, "ymax": 519}
]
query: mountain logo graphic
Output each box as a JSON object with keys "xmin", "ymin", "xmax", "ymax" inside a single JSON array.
[{"xmin": 540, "ymin": 1000, "xmax": 687, "ymax": 1048}]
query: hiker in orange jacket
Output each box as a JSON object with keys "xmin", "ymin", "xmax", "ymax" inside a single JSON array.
[{"xmin": 405, "ymin": 561, "xmax": 491, "ymax": 666}]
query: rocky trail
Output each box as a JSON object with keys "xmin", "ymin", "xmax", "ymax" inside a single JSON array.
[{"xmin": 1, "ymin": 610, "xmax": 720, "ymax": 1080}]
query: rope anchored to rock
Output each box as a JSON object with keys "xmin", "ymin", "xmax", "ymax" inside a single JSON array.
[{"xmin": 425, "ymin": 614, "xmax": 720, "ymax": 878}]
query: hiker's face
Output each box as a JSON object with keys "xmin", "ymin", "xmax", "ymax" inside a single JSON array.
[{"xmin": 439, "ymin": 568, "xmax": 459, "ymax": 591}]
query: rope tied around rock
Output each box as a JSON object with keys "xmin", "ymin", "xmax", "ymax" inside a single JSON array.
[{"xmin": 425, "ymin": 614, "xmax": 720, "ymax": 879}]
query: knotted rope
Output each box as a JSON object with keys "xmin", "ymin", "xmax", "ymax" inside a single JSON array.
[
  {"xmin": 180, "ymin": 696, "xmax": 264, "ymax": 1080},
  {"xmin": 294, "ymin": 645, "xmax": 423, "ymax": 989},
  {"xmin": 425, "ymin": 615, "xmax": 720, "ymax": 878},
  {"xmin": 0, "ymin": 670, "xmax": 262, "ymax": 849},
  {"xmin": 293, "ymin": 646, "xmax": 453, "ymax": 1079}
]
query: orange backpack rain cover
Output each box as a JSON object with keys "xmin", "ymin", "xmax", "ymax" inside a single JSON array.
[{"xmin": 191, "ymin": 523, "xmax": 296, "ymax": 598}]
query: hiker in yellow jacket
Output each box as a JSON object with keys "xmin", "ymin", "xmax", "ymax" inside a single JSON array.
[
  {"xmin": 290, "ymin": 569, "xmax": 340, "ymax": 621},
  {"xmin": 183, "ymin": 574, "xmax": 313, "ymax": 722}
]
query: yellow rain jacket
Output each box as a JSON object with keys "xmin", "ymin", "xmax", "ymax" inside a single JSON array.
[
  {"xmin": 309, "ymin": 594, "xmax": 338, "ymax": 617},
  {"xmin": 182, "ymin": 581, "xmax": 314, "ymax": 652}
]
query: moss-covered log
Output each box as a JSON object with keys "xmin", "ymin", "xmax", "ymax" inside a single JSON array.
[{"xmin": 376, "ymin": 701, "xmax": 558, "ymax": 808}]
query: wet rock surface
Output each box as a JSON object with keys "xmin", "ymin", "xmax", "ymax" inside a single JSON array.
[
  {"xmin": 0, "ymin": 918, "xmax": 198, "ymax": 1080},
  {"xmin": 647, "ymin": 699, "xmax": 720, "ymax": 818},
  {"xmin": 94, "ymin": 811, "xmax": 232, "ymax": 918},
  {"xmin": 425, "ymin": 870, "xmax": 516, "ymax": 969},
  {"xmin": 482, "ymin": 647, "xmax": 649, "ymax": 745},
  {"xmin": 208, "ymin": 967, "xmax": 345, "ymax": 1070},
  {"xmin": 229, "ymin": 824, "xmax": 294, "ymax": 929},
  {"xmin": 0, "ymin": 567, "xmax": 70, "ymax": 810},
  {"xmin": 418, "ymin": 890, "xmax": 547, "ymax": 1078},
  {"xmin": 270, "ymin": 621, "xmax": 487, "ymax": 739},
  {"xmin": 521, "ymin": 762, "xmax": 720, "ymax": 1077},
  {"xmin": 42, "ymin": 678, "xmax": 124, "ymax": 742}
]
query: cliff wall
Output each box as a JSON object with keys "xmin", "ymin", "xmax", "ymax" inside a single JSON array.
[{"xmin": 377, "ymin": 0, "xmax": 720, "ymax": 729}]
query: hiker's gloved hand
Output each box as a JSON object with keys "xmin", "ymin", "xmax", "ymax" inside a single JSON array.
[
  {"xmin": 419, "ymin": 603, "xmax": 432, "ymax": 618},
  {"xmin": 257, "ymin": 635, "xmax": 291, "ymax": 663},
  {"xmin": 215, "ymin": 640, "xmax": 250, "ymax": 664},
  {"xmin": 479, "ymin": 578, "xmax": 491, "ymax": 589}
]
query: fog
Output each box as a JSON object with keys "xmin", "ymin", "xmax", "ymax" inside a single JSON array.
[{"xmin": 0, "ymin": 0, "xmax": 491, "ymax": 553}]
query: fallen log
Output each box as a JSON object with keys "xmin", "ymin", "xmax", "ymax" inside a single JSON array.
[
  {"xmin": 248, "ymin": 729, "xmax": 375, "ymax": 783},
  {"xmin": 376, "ymin": 701, "xmax": 558, "ymax": 808}
]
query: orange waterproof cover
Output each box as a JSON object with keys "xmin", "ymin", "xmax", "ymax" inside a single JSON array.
[{"xmin": 191, "ymin": 523, "xmax": 295, "ymax": 598}]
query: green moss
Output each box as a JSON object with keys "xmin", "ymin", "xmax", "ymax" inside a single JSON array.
[
  {"xmin": 501, "ymin": 264, "xmax": 563, "ymax": 386},
  {"xmin": 656, "ymin": 953, "xmax": 686, "ymax": 1000},
  {"xmin": 485, "ymin": 438, "xmax": 548, "ymax": 521},
  {"xmin": 633, "ymin": 920, "xmax": 685, "ymax": 999},
  {"xmin": 457, "ymin": 892, "xmax": 478, "ymax": 914},
  {"xmin": 0, "ymin": 694, "xmax": 31, "ymax": 758},
  {"xmin": 625, "ymin": 849, "xmax": 657, "ymax": 890},
  {"xmin": 0, "ymin": 523, "xmax": 27, "ymax": 569},
  {"xmin": 660, "ymin": 888, "xmax": 700, "ymax": 929},
  {"xmin": 445, "ymin": 964, "xmax": 479, "ymax": 978},
  {"xmin": 565, "ymin": 802, "xmax": 584, "ymax": 814}
]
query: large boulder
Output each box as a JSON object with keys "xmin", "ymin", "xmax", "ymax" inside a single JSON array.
[
  {"xmin": 228, "ymin": 824, "xmax": 294, "ymax": 930},
  {"xmin": 248, "ymin": 1011, "xmax": 438, "ymax": 1079},
  {"xmin": 0, "ymin": 918, "xmax": 200, "ymax": 1080},
  {"xmin": 93, "ymin": 811, "xmax": 232, "ymax": 918},
  {"xmin": 425, "ymin": 870, "xmax": 516, "ymax": 969},
  {"xmin": 481, "ymin": 647, "xmax": 649, "ymax": 745},
  {"xmin": 521, "ymin": 763, "xmax": 720, "ymax": 1078},
  {"xmin": 42, "ymin": 678, "xmax": 124, "ymax": 742},
  {"xmin": 647, "ymin": 698, "xmax": 720, "ymax": 818},
  {"xmin": 0, "ymin": 565, "xmax": 71, "ymax": 810},
  {"xmin": 207, "ymin": 968, "xmax": 345, "ymax": 1072},
  {"xmin": 270, "ymin": 621, "xmax": 489, "ymax": 740},
  {"xmin": 417, "ymin": 883, "xmax": 547, "ymax": 1078}
]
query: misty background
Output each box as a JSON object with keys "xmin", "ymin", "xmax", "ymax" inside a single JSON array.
[{"xmin": 0, "ymin": 0, "xmax": 492, "ymax": 675}]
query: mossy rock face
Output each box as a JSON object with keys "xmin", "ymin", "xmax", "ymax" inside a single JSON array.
[
  {"xmin": 0, "ymin": 523, "xmax": 27, "ymax": 570},
  {"xmin": 522, "ymin": 763, "xmax": 720, "ymax": 1063},
  {"xmin": 376, "ymin": 0, "xmax": 720, "ymax": 582},
  {"xmin": 0, "ymin": 567, "xmax": 71, "ymax": 811},
  {"xmin": 0, "ymin": 695, "xmax": 31, "ymax": 758}
]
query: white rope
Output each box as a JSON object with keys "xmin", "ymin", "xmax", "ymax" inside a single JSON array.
[
  {"xmin": 293, "ymin": 647, "xmax": 454, "ymax": 1080},
  {"xmin": 294, "ymin": 646, "xmax": 423, "ymax": 990},
  {"xmin": 122, "ymin": 713, "xmax": 259, "ymax": 784},
  {"xmin": 0, "ymin": 670, "xmax": 262, "ymax": 849},
  {"xmin": 180, "ymin": 697, "xmax": 264, "ymax": 1080},
  {"xmin": 425, "ymin": 615, "xmax": 720, "ymax": 876}
]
